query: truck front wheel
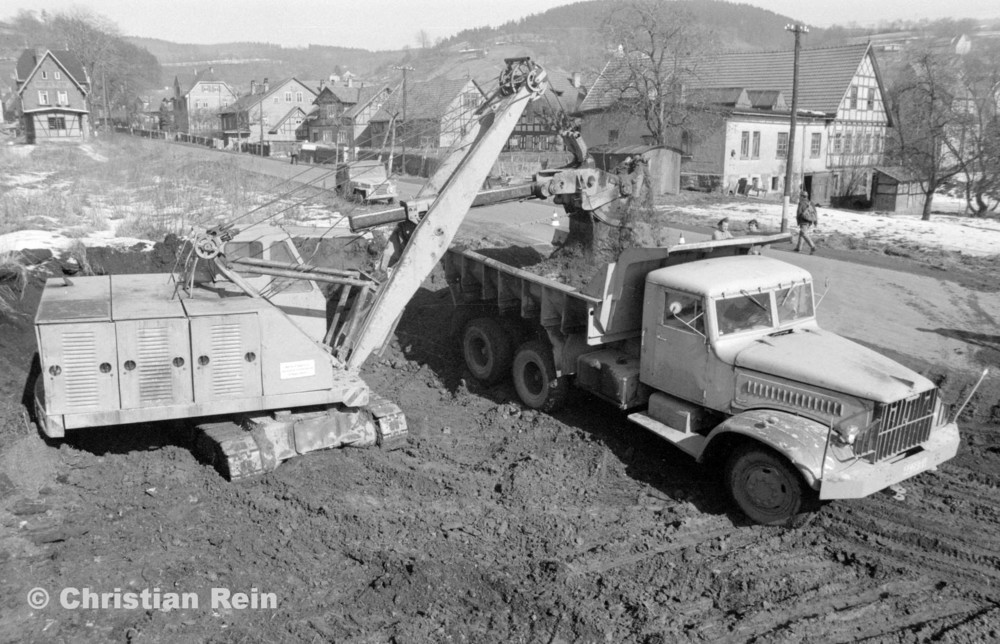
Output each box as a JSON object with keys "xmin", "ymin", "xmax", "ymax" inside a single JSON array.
[
  {"xmin": 725, "ymin": 444, "xmax": 806, "ymax": 526},
  {"xmin": 462, "ymin": 318, "xmax": 513, "ymax": 385},
  {"xmin": 512, "ymin": 340, "xmax": 569, "ymax": 412}
]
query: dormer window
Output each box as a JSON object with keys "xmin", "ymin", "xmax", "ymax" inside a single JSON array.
[{"xmin": 54, "ymin": 71, "xmax": 61, "ymax": 80}]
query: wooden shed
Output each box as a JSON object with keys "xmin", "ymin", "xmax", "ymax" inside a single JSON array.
[
  {"xmin": 589, "ymin": 144, "xmax": 682, "ymax": 196},
  {"xmin": 872, "ymin": 166, "xmax": 927, "ymax": 214}
]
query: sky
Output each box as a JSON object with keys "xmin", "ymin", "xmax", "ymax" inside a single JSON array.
[{"xmin": 7, "ymin": 0, "xmax": 1000, "ymax": 51}]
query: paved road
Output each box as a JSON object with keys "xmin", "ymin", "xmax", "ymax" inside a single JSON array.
[{"xmin": 164, "ymin": 140, "xmax": 1000, "ymax": 384}]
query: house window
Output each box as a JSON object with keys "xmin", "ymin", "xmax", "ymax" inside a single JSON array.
[
  {"xmin": 832, "ymin": 133, "xmax": 842, "ymax": 154},
  {"xmin": 273, "ymin": 97, "xmax": 279, "ymax": 104},
  {"xmin": 41, "ymin": 71, "xmax": 48, "ymax": 79},
  {"xmin": 776, "ymin": 132, "xmax": 788, "ymax": 158},
  {"xmin": 850, "ymin": 85, "xmax": 859, "ymax": 109},
  {"xmin": 54, "ymin": 71, "xmax": 61, "ymax": 80},
  {"xmin": 285, "ymin": 91, "xmax": 292, "ymax": 102},
  {"xmin": 57, "ymin": 91, "xmax": 68, "ymax": 106},
  {"xmin": 751, "ymin": 131, "xmax": 760, "ymax": 159},
  {"xmin": 873, "ymin": 133, "xmax": 881, "ymax": 154},
  {"xmin": 608, "ymin": 129, "xmax": 619, "ymax": 145},
  {"xmin": 296, "ymin": 91, "xmax": 303, "ymax": 102},
  {"xmin": 420, "ymin": 136, "xmax": 432, "ymax": 148},
  {"xmin": 462, "ymin": 92, "xmax": 482, "ymax": 109},
  {"xmin": 862, "ymin": 133, "xmax": 871, "ymax": 154},
  {"xmin": 810, "ymin": 133, "xmax": 821, "ymax": 158},
  {"xmin": 866, "ymin": 88, "xmax": 874, "ymax": 110},
  {"xmin": 38, "ymin": 91, "xmax": 49, "ymax": 105},
  {"xmin": 47, "ymin": 116, "xmax": 66, "ymax": 130},
  {"xmin": 740, "ymin": 131, "xmax": 749, "ymax": 158},
  {"xmin": 337, "ymin": 130, "xmax": 348, "ymax": 144},
  {"xmin": 844, "ymin": 133, "xmax": 853, "ymax": 155},
  {"xmin": 771, "ymin": 176, "xmax": 780, "ymax": 191}
]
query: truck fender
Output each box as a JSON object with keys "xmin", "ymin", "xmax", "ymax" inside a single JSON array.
[{"xmin": 701, "ymin": 409, "xmax": 829, "ymax": 490}]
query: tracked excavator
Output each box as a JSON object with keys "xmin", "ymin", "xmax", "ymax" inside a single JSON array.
[{"xmin": 31, "ymin": 58, "xmax": 663, "ymax": 479}]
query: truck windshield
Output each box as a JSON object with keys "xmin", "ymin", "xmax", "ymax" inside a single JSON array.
[
  {"xmin": 716, "ymin": 294, "xmax": 773, "ymax": 336},
  {"xmin": 776, "ymin": 283, "xmax": 814, "ymax": 324}
]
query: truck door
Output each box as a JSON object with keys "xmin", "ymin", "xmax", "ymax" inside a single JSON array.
[{"xmin": 640, "ymin": 286, "xmax": 711, "ymax": 405}]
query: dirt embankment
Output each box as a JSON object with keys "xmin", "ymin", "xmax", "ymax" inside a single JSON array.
[{"xmin": 0, "ymin": 241, "xmax": 999, "ymax": 643}]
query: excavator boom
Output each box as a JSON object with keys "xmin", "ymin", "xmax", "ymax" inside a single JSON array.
[{"xmin": 342, "ymin": 59, "xmax": 548, "ymax": 369}]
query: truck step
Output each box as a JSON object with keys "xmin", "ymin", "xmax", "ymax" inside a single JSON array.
[{"xmin": 627, "ymin": 412, "xmax": 707, "ymax": 458}]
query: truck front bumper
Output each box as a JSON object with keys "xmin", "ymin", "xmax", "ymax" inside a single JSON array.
[{"xmin": 819, "ymin": 422, "xmax": 960, "ymax": 500}]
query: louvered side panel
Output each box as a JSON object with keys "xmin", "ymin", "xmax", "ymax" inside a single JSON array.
[
  {"xmin": 38, "ymin": 322, "xmax": 119, "ymax": 414},
  {"xmin": 190, "ymin": 314, "xmax": 262, "ymax": 403},
  {"xmin": 117, "ymin": 319, "xmax": 193, "ymax": 409}
]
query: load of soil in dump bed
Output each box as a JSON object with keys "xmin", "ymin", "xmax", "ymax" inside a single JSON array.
[{"xmin": 455, "ymin": 218, "xmax": 665, "ymax": 292}]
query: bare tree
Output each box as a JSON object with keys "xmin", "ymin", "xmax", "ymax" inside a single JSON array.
[
  {"xmin": 884, "ymin": 44, "xmax": 963, "ymax": 220},
  {"xmin": 945, "ymin": 41, "xmax": 1000, "ymax": 216},
  {"xmin": 596, "ymin": 0, "xmax": 719, "ymax": 147},
  {"xmin": 416, "ymin": 29, "xmax": 432, "ymax": 50}
]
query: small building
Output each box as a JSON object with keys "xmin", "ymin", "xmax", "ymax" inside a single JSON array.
[
  {"xmin": 14, "ymin": 48, "xmax": 91, "ymax": 144},
  {"xmin": 219, "ymin": 78, "xmax": 317, "ymax": 151},
  {"xmin": 173, "ymin": 68, "xmax": 237, "ymax": 134},
  {"xmin": 589, "ymin": 144, "xmax": 682, "ymax": 196},
  {"xmin": 871, "ymin": 166, "xmax": 927, "ymax": 214},
  {"xmin": 305, "ymin": 81, "xmax": 393, "ymax": 149},
  {"xmin": 369, "ymin": 78, "xmax": 486, "ymax": 150}
]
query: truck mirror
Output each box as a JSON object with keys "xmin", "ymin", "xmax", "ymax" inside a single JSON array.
[{"xmin": 816, "ymin": 277, "xmax": 831, "ymax": 309}]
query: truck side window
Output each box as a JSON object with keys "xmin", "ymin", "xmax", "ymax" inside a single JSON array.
[
  {"xmin": 776, "ymin": 283, "xmax": 814, "ymax": 324},
  {"xmin": 717, "ymin": 294, "xmax": 773, "ymax": 335},
  {"xmin": 662, "ymin": 291, "xmax": 704, "ymax": 334}
]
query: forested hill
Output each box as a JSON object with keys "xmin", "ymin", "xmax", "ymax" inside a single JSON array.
[{"xmin": 442, "ymin": 0, "xmax": 833, "ymax": 54}]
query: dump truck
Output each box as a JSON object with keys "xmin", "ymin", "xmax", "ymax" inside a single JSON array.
[
  {"xmin": 336, "ymin": 159, "xmax": 398, "ymax": 204},
  {"xmin": 443, "ymin": 238, "xmax": 961, "ymax": 524},
  {"xmin": 32, "ymin": 58, "xmax": 550, "ymax": 480}
]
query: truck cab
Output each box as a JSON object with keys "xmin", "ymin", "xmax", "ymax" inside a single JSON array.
[
  {"xmin": 631, "ymin": 254, "xmax": 959, "ymax": 523},
  {"xmin": 336, "ymin": 160, "xmax": 398, "ymax": 205}
]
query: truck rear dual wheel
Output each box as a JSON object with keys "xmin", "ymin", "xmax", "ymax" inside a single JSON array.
[
  {"xmin": 511, "ymin": 340, "xmax": 569, "ymax": 413},
  {"xmin": 462, "ymin": 318, "xmax": 514, "ymax": 385},
  {"xmin": 725, "ymin": 444, "xmax": 807, "ymax": 526}
]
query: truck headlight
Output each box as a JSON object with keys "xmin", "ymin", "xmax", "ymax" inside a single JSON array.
[{"xmin": 833, "ymin": 424, "xmax": 861, "ymax": 446}]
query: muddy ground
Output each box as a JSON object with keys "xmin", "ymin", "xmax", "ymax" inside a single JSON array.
[{"xmin": 1, "ymin": 236, "xmax": 999, "ymax": 644}]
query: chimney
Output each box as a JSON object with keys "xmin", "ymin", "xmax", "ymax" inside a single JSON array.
[
  {"xmin": 250, "ymin": 80, "xmax": 256, "ymax": 94},
  {"xmin": 263, "ymin": 78, "xmax": 269, "ymax": 93},
  {"xmin": 347, "ymin": 77, "xmax": 352, "ymax": 88},
  {"xmin": 209, "ymin": 66, "xmax": 214, "ymax": 74},
  {"xmin": 572, "ymin": 72, "xmax": 581, "ymax": 88},
  {"xmin": 319, "ymin": 79, "xmax": 325, "ymax": 90}
]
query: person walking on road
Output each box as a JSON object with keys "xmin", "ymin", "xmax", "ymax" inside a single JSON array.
[{"xmin": 795, "ymin": 191, "xmax": 818, "ymax": 254}]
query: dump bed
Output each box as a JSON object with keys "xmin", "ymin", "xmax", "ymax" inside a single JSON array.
[{"xmin": 444, "ymin": 235, "xmax": 790, "ymax": 345}]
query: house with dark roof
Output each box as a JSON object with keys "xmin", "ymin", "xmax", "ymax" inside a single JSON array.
[
  {"xmin": 369, "ymin": 78, "xmax": 485, "ymax": 150},
  {"xmin": 14, "ymin": 48, "xmax": 91, "ymax": 143},
  {"xmin": 579, "ymin": 43, "xmax": 891, "ymax": 203},
  {"xmin": 505, "ymin": 69, "xmax": 588, "ymax": 153},
  {"xmin": 305, "ymin": 81, "xmax": 394, "ymax": 148},
  {"xmin": 218, "ymin": 78, "xmax": 317, "ymax": 149},
  {"xmin": 172, "ymin": 68, "xmax": 237, "ymax": 134}
]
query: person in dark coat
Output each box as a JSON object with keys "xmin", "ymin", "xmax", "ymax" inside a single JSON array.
[{"xmin": 794, "ymin": 191, "xmax": 818, "ymax": 254}]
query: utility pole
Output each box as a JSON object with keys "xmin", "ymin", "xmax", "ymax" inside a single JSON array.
[
  {"xmin": 781, "ymin": 23, "xmax": 808, "ymax": 233},
  {"xmin": 392, "ymin": 65, "xmax": 413, "ymax": 176}
]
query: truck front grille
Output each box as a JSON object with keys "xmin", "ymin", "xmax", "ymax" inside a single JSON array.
[{"xmin": 855, "ymin": 389, "xmax": 936, "ymax": 463}]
